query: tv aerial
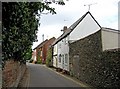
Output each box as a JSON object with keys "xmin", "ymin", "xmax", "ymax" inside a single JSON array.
[{"xmin": 84, "ymin": 3, "xmax": 97, "ymax": 11}]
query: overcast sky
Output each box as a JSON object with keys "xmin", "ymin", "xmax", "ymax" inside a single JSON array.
[{"xmin": 32, "ymin": 0, "xmax": 120, "ymax": 49}]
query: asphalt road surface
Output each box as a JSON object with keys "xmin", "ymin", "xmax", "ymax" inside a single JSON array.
[
  {"xmin": 27, "ymin": 63, "xmax": 82, "ymax": 87},
  {"xmin": 0, "ymin": 68, "xmax": 1, "ymax": 89}
]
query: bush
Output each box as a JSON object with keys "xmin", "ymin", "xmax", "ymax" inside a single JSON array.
[
  {"xmin": 46, "ymin": 48, "xmax": 52, "ymax": 67},
  {"xmin": 36, "ymin": 58, "xmax": 42, "ymax": 64}
]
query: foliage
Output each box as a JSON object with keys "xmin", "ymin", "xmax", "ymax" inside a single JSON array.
[
  {"xmin": 2, "ymin": 2, "xmax": 56, "ymax": 63},
  {"xmin": 46, "ymin": 47, "xmax": 52, "ymax": 67},
  {"xmin": 24, "ymin": 47, "xmax": 32, "ymax": 60},
  {"xmin": 36, "ymin": 58, "xmax": 42, "ymax": 64},
  {"xmin": 42, "ymin": 0, "xmax": 66, "ymax": 5}
]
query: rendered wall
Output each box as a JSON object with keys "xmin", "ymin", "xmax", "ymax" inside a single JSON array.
[{"xmin": 102, "ymin": 29, "xmax": 120, "ymax": 51}]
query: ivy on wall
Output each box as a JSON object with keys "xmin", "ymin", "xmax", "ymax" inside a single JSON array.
[{"xmin": 46, "ymin": 47, "xmax": 53, "ymax": 67}]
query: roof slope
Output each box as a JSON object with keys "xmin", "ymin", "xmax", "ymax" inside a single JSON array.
[
  {"xmin": 33, "ymin": 39, "xmax": 48, "ymax": 50},
  {"xmin": 52, "ymin": 11, "xmax": 101, "ymax": 45}
]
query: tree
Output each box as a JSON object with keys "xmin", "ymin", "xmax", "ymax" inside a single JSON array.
[
  {"xmin": 2, "ymin": 0, "xmax": 69, "ymax": 67},
  {"xmin": 2, "ymin": 2, "xmax": 56, "ymax": 65}
]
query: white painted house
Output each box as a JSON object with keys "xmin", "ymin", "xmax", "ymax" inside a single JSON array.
[
  {"xmin": 57, "ymin": 35, "xmax": 69, "ymax": 71},
  {"xmin": 52, "ymin": 26, "xmax": 70, "ymax": 71},
  {"xmin": 52, "ymin": 43, "xmax": 58, "ymax": 67},
  {"xmin": 52, "ymin": 11, "xmax": 120, "ymax": 72}
]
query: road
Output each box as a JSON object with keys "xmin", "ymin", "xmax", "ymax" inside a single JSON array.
[
  {"xmin": 0, "ymin": 69, "xmax": 1, "ymax": 89},
  {"xmin": 27, "ymin": 63, "xmax": 82, "ymax": 87}
]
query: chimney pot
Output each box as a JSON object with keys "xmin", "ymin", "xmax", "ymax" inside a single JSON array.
[{"xmin": 63, "ymin": 26, "xmax": 67, "ymax": 32}]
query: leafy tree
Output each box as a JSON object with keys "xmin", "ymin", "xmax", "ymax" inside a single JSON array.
[
  {"xmin": 2, "ymin": 0, "xmax": 69, "ymax": 66},
  {"xmin": 24, "ymin": 47, "xmax": 32, "ymax": 60},
  {"xmin": 2, "ymin": 2, "xmax": 56, "ymax": 64}
]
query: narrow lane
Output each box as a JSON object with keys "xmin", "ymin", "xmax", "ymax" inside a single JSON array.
[
  {"xmin": 27, "ymin": 63, "xmax": 81, "ymax": 87},
  {"xmin": 0, "ymin": 68, "xmax": 2, "ymax": 89}
]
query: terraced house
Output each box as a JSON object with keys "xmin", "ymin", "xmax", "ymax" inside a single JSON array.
[
  {"xmin": 52, "ymin": 11, "xmax": 120, "ymax": 87},
  {"xmin": 52, "ymin": 26, "xmax": 70, "ymax": 71},
  {"xmin": 33, "ymin": 37, "xmax": 56, "ymax": 64}
]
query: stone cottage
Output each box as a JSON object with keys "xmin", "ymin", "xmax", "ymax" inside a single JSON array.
[
  {"xmin": 68, "ymin": 11, "xmax": 120, "ymax": 87},
  {"xmin": 52, "ymin": 11, "xmax": 120, "ymax": 87}
]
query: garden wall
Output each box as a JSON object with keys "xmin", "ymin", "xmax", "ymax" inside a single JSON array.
[{"xmin": 2, "ymin": 60, "xmax": 26, "ymax": 87}]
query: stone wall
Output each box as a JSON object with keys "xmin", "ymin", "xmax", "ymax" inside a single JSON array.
[
  {"xmin": 69, "ymin": 30, "xmax": 120, "ymax": 87},
  {"xmin": 2, "ymin": 60, "xmax": 26, "ymax": 87}
]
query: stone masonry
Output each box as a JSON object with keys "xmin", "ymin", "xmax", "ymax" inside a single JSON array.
[{"xmin": 69, "ymin": 30, "xmax": 120, "ymax": 88}]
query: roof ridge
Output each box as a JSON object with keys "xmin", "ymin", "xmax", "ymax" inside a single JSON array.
[
  {"xmin": 33, "ymin": 39, "xmax": 48, "ymax": 50},
  {"xmin": 52, "ymin": 11, "xmax": 100, "ymax": 46}
]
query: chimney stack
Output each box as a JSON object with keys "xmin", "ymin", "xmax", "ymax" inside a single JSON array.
[{"xmin": 61, "ymin": 26, "xmax": 67, "ymax": 33}]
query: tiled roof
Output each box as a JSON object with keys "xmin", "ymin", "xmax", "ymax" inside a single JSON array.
[
  {"xmin": 33, "ymin": 39, "xmax": 48, "ymax": 50},
  {"xmin": 34, "ymin": 37, "xmax": 56, "ymax": 50}
]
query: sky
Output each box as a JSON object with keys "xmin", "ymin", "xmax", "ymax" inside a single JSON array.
[{"xmin": 32, "ymin": 0, "xmax": 120, "ymax": 49}]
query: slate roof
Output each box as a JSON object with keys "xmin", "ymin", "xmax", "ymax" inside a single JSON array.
[{"xmin": 52, "ymin": 11, "xmax": 101, "ymax": 46}]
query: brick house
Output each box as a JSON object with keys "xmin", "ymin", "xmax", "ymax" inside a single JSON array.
[{"xmin": 33, "ymin": 37, "xmax": 56, "ymax": 64}]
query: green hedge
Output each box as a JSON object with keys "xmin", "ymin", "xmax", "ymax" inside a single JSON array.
[{"xmin": 46, "ymin": 47, "xmax": 52, "ymax": 67}]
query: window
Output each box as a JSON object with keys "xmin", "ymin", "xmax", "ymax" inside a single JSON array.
[
  {"xmin": 65, "ymin": 54, "xmax": 68, "ymax": 63},
  {"xmin": 62, "ymin": 55, "xmax": 64, "ymax": 64},
  {"xmin": 59, "ymin": 54, "xmax": 61, "ymax": 63}
]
